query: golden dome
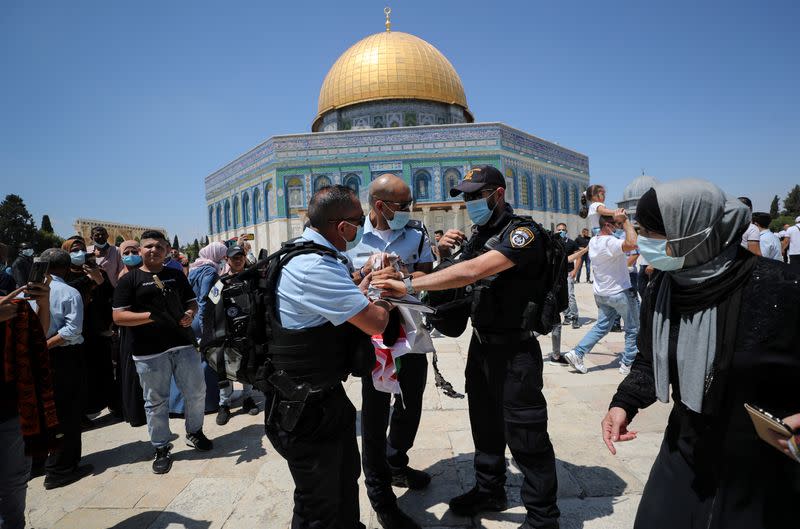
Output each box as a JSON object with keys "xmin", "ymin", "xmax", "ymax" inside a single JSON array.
[{"xmin": 314, "ymin": 30, "xmax": 472, "ymax": 129}]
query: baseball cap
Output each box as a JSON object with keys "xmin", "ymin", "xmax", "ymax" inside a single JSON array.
[
  {"xmin": 450, "ymin": 165, "xmax": 505, "ymax": 197},
  {"xmin": 226, "ymin": 245, "xmax": 246, "ymax": 258}
]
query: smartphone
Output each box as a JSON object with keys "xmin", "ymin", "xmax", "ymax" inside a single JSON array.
[
  {"xmin": 28, "ymin": 260, "xmax": 49, "ymax": 284},
  {"xmin": 745, "ymin": 403, "xmax": 793, "ymax": 452}
]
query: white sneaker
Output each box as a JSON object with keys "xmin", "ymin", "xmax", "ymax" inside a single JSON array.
[
  {"xmin": 564, "ymin": 350, "xmax": 588, "ymax": 374},
  {"xmin": 619, "ymin": 363, "xmax": 631, "ymax": 375}
]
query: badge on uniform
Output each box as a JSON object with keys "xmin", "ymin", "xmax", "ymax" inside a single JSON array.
[
  {"xmin": 208, "ymin": 279, "xmax": 224, "ymax": 305},
  {"xmin": 509, "ymin": 227, "xmax": 535, "ymax": 248}
]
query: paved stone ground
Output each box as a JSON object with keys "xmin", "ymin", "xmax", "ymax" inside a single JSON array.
[{"xmin": 25, "ymin": 282, "xmax": 670, "ymax": 529}]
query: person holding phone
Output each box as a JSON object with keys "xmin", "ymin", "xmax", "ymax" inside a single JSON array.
[{"xmin": 600, "ymin": 180, "xmax": 800, "ymax": 529}]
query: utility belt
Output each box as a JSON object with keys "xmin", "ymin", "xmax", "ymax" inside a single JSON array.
[
  {"xmin": 264, "ymin": 367, "xmax": 341, "ymax": 433},
  {"xmin": 472, "ymin": 329, "xmax": 535, "ymax": 345}
]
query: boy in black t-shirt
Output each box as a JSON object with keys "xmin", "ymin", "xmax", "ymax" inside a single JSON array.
[{"xmin": 113, "ymin": 230, "xmax": 213, "ymax": 474}]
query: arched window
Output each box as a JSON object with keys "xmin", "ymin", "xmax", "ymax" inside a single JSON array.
[
  {"xmin": 572, "ymin": 184, "xmax": 580, "ymax": 213},
  {"xmin": 313, "ymin": 175, "xmax": 332, "ymax": 193},
  {"xmin": 519, "ymin": 172, "xmax": 531, "ymax": 207},
  {"xmin": 559, "ymin": 182, "xmax": 567, "ymax": 212},
  {"xmin": 208, "ymin": 207, "xmax": 214, "ymax": 234},
  {"xmin": 414, "ymin": 170, "xmax": 431, "ymax": 201},
  {"xmin": 216, "ymin": 205, "xmax": 222, "ymax": 233},
  {"xmin": 224, "ymin": 200, "xmax": 231, "ymax": 231},
  {"xmin": 343, "ymin": 173, "xmax": 360, "ymax": 194},
  {"xmin": 253, "ymin": 187, "xmax": 261, "ymax": 223},
  {"xmin": 538, "ymin": 176, "xmax": 546, "ymax": 209},
  {"xmin": 242, "ymin": 192, "xmax": 251, "ymax": 226},
  {"xmin": 264, "ymin": 182, "xmax": 273, "ymax": 220},
  {"xmin": 443, "ymin": 168, "xmax": 460, "ymax": 200},
  {"xmin": 233, "ymin": 196, "xmax": 240, "ymax": 229},
  {"xmin": 286, "ymin": 177, "xmax": 304, "ymax": 210},
  {"xmin": 547, "ymin": 178, "xmax": 556, "ymax": 210}
]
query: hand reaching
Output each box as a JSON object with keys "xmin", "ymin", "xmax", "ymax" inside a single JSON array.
[{"xmin": 601, "ymin": 407, "xmax": 638, "ymax": 455}]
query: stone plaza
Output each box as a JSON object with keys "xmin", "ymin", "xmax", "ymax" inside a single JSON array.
[{"xmin": 25, "ymin": 282, "xmax": 670, "ymax": 529}]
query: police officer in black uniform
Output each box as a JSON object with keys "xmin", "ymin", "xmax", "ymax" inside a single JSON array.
[
  {"xmin": 374, "ymin": 166, "xmax": 560, "ymax": 529},
  {"xmin": 264, "ymin": 185, "xmax": 393, "ymax": 529}
]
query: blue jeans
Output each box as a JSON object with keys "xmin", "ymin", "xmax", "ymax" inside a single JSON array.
[
  {"xmin": 135, "ymin": 346, "xmax": 206, "ymax": 447},
  {"xmin": 0, "ymin": 415, "xmax": 31, "ymax": 529},
  {"xmin": 219, "ymin": 383, "xmax": 253, "ymax": 406},
  {"xmin": 574, "ymin": 290, "xmax": 639, "ymax": 366},
  {"xmin": 566, "ymin": 275, "xmax": 578, "ymax": 320}
]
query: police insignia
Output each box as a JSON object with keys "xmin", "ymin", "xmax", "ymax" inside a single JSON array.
[{"xmin": 509, "ymin": 227, "xmax": 534, "ymax": 248}]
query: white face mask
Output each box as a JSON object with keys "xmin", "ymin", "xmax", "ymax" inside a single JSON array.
[{"xmin": 21, "ymin": 248, "xmax": 34, "ymax": 257}]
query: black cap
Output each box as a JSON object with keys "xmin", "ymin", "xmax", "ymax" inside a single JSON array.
[
  {"xmin": 226, "ymin": 245, "xmax": 246, "ymax": 258},
  {"xmin": 450, "ymin": 165, "xmax": 505, "ymax": 197}
]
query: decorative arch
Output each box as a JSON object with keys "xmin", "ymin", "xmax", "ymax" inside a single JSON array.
[
  {"xmin": 233, "ymin": 196, "xmax": 240, "ymax": 229},
  {"xmin": 208, "ymin": 206, "xmax": 214, "ymax": 234},
  {"xmin": 519, "ymin": 172, "xmax": 531, "ymax": 208},
  {"xmin": 242, "ymin": 192, "xmax": 251, "ymax": 226},
  {"xmin": 560, "ymin": 182, "xmax": 568, "ymax": 213},
  {"xmin": 571, "ymin": 183, "xmax": 580, "ymax": 213},
  {"xmin": 224, "ymin": 200, "xmax": 231, "ymax": 231},
  {"xmin": 548, "ymin": 178, "xmax": 556, "ymax": 210},
  {"xmin": 442, "ymin": 168, "xmax": 461, "ymax": 200},
  {"xmin": 313, "ymin": 175, "xmax": 332, "ymax": 193},
  {"xmin": 343, "ymin": 173, "xmax": 360, "ymax": 194},
  {"xmin": 413, "ymin": 170, "xmax": 432, "ymax": 201},
  {"xmin": 215, "ymin": 204, "xmax": 222, "ymax": 234},
  {"xmin": 538, "ymin": 175, "xmax": 546, "ymax": 209},
  {"xmin": 253, "ymin": 187, "xmax": 262, "ymax": 223},
  {"xmin": 286, "ymin": 177, "xmax": 304, "ymax": 211},
  {"xmin": 264, "ymin": 182, "xmax": 273, "ymax": 220}
]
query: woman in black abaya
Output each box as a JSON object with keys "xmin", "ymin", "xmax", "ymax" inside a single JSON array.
[{"xmin": 602, "ymin": 179, "xmax": 800, "ymax": 529}]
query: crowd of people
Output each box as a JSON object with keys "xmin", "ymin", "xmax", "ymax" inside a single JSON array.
[{"xmin": 1, "ymin": 172, "xmax": 799, "ymax": 529}]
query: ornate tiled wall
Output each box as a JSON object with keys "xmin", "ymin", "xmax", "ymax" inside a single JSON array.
[{"xmin": 318, "ymin": 100, "xmax": 468, "ymax": 132}]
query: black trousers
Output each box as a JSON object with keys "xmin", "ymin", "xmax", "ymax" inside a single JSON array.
[
  {"xmin": 46, "ymin": 344, "xmax": 87, "ymax": 477},
  {"xmin": 465, "ymin": 335, "xmax": 559, "ymax": 529},
  {"xmin": 361, "ymin": 353, "xmax": 428, "ymax": 509},
  {"xmin": 264, "ymin": 384, "xmax": 365, "ymax": 529}
]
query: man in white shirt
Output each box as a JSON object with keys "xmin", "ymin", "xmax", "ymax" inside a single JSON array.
[
  {"xmin": 752, "ymin": 212, "xmax": 782, "ymax": 261},
  {"xmin": 782, "ymin": 215, "xmax": 800, "ymax": 266},
  {"xmin": 737, "ymin": 197, "xmax": 762, "ymax": 256},
  {"xmin": 565, "ymin": 215, "xmax": 639, "ymax": 375}
]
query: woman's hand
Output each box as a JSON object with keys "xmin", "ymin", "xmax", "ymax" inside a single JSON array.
[
  {"xmin": 601, "ymin": 407, "xmax": 638, "ymax": 455},
  {"xmin": 773, "ymin": 413, "xmax": 800, "ymax": 463},
  {"xmin": 84, "ymin": 265, "xmax": 104, "ymax": 285}
]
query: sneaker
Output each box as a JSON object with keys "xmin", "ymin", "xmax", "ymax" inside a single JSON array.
[
  {"xmin": 562, "ymin": 315, "xmax": 573, "ymax": 325},
  {"xmin": 152, "ymin": 444, "xmax": 173, "ymax": 474},
  {"xmin": 571, "ymin": 320, "xmax": 581, "ymax": 329},
  {"xmin": 216, "ymin": 405, "xmax": 231, "ymax": 425},
  {"xmin": 241, "ymin": 397, "xmax": 259, "ymax": 416},
  {"xmin": 549, "ymin": 354, "xmax": 569, "ymax": 366},
  {"xmin": 611, "ymin": 323, "xmax": 623, "ymax": 333},
  {"xmin": 43, "ymin": 464, "xmax": 94, "ymax": 489},
  {"xmin": 186, "ymin": 430, "xmax": 213, "ymax": 451},
  {"xmin": 375, "ymin": 505, "xmax": 421, "ymax": 529},
  {"xmin": 391, "ymin": 466, "xmax": 431, "ymax": 489},
  {"xmin": 448, "ymin": 486, "xmax": 507, "ymax": 516},
  {"xmin": 564, "ymin": 350, "xmax": 588, "ymax": 374},
  {"xmin": 619, "ymin": 363, "xmax": 631, "ymax": 376}
]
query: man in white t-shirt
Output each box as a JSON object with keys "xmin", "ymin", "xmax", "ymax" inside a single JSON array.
[
  {"xmin": 737, "ymin": 197, "xmax": 762, "ymax": 256},
  {"xmin": 752, "ymin": 212, "xmax": 782, "ymax": 261},
  {"xmin": 782, "ymin": 216, "xmax": 800, "ymax": 266},
  {"xmin": 565, "ymin": 214, "xmax": 639, "ymax": 375}
]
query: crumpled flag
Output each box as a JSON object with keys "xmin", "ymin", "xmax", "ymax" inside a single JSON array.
[{"xmin": 371, "ymin": 307, "xmax": 417, "ymax": 395}]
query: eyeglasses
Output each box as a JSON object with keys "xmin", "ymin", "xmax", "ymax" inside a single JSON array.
[
  {"xmin": 463, "ymin": 187, "xmax": 498, "ymax": 202},
  {"xmin": 376, "ymin": 198, "xmax": 414, "ymax": 211},
  {"xmin": 329, "ymin": 215, "xmax": 366, "ymax": 227}
]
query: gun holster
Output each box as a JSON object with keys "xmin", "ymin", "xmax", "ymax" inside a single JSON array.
[{"xmin": 265, "ymin": 370, "xmax": 313, "ymax": 433}]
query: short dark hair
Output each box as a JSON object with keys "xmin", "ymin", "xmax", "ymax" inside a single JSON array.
[
  {"xmin": 307, "ymin": 185, "xmax": 359, "ymax": 228},
  {"xmin": 434, "ymin": 230, "xmax": 444, "ymax": 236},
  {"xmin": 738, "ymin": 196, "xmax": 752, "ymax": 210},
  {"xmin": 752, "ymin": 211, "xmax": 772, "ymax": 229},
  {"xmin": 556, "ymin": 223, "xmax": 567, "ymax": 230},
  {"xmin": 140, "ymin": 230, "xmax": 167, "ymax": 242},
  {"xmin": 39, "ymin": 248, "xmax": 71, "ymax": 271},
  {"xmin": 598, "ymin": 215, "xmax": 616, "ymax": 229},
  {"xmin": 91, "ymin": 226, "xmax": 107, "ymax": 234}
]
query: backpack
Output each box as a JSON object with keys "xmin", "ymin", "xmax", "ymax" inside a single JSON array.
[
  {"xmin": 529, "ymin": 221, "xmax": 569, "ymax": 335},
  {"xmin": 200, "ymin": 239, "xmax": 352, "ymax": 393}
]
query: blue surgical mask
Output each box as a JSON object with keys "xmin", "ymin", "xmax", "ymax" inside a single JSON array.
[
  {"xmin": 70, "ymin": 250, "xmax": 87, "ymax": 266},
  {"xmin": 21, "ymin": 248, "xmax": 34, "ymax": 257},
  {"xmin": 94, "ymin": 241, "xmax": 108, "ymax": 249},
  {"xmin": 343, "ymin": 225, "xmax": 364, "ymax": 252},
  {"xmin": 637, "ymin": 236, "xmax": 685, "ymax": 271},
  {"xmin": 122, "ymin": 254, "xmax": 142, "ymax": 267},
  {"xmin": 466, "ymin": 197, "xmax": 494, "ymax": 226},
  {"xmin": 558, "ymin": 230, "xmax": 567, "ymax": 239},
  {"xmin": 382, "ymin": 207, "xmax": 411, "ymax": 231}
]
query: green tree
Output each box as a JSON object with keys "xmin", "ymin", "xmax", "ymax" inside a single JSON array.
[
  {"xmin": 0, "ymin": 194, "xmax": 38, "ymax": 259},
  {"xmin": 186, "ymin": 238, "xmax": 200, "ymax": 260},
  {"xmin": 41, "ymin": 214, "xmax": 54, "ymax": 233},
  {"xmin": 769, "ymin": 195, "xmax": 780, "ymax": 218},
  {"xmin": 34, "ymin": 229, "xmax": 63, "ymax": 252},
  {"xmin": 783, "ymin": 185, "xmax": 800, "ymax": 216},
  {"xmin": 770, "ymin": 215, "xmax": 795, "ymax": 233},
  {"xmin": 115, "ymin": 235, "xmax": 124, "ymax": 246},
  {"xmin": 172, "ymin": 235, "xmax": 180, "ymax": 249}
]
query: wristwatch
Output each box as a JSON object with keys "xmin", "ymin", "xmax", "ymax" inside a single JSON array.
[{"xmin": 403, "ymin": 275, "xmax": 415, "ymax": 295}]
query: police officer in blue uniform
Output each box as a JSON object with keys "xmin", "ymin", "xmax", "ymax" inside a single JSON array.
[
  {"xmin": 265, "ymin": 185, "xmax": 393, "ymax": 529},
  {"xmin": 375, "ymin": 166, "xmax": 560, "ymax": 529},
  {"xmin": 347, "ymin": 174, "xmax": 434, "ymax": 529}
]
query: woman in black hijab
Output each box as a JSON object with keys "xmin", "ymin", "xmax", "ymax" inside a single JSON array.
[{"xmin": 601, "ymin": 179, "xmax": 800, "ymax": 529}]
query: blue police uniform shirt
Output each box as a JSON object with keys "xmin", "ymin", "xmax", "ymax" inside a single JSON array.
[
  {"xmin": 346, "ymin": 215, "xmax": 434, "ymax": 270},
  {"xmin": 276, "ymin": 227, "xmax": 369, "ymax": 330}
]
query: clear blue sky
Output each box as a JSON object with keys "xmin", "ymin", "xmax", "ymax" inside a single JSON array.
[{"xmin": 1, "ymin": 0, "xmax": 797, "ymax": 243}]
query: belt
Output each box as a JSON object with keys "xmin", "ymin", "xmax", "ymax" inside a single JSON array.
[{"xmin": 473, "ymin": 329, "xmax": 535, "ymax": 345}]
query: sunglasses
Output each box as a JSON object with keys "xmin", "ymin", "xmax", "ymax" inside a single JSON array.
[
  {"xmin": 463, "ymin": 187, "xmax": 498, "ymax": 202},
  {"xmin": 377, "ymin": 199, "xmax": 414, "ymax": 211},
  {"xmin": 329, "ymin": 215, "xmax": 366, "ymax": 227}
]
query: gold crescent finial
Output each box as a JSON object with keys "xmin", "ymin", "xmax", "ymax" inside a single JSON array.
[{"xmin": 384, "ymin": 7, "xmax": 391, "ymax": 32}]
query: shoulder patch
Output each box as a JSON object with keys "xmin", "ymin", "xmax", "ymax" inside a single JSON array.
[{"xmin": 509, "ymin": 227, "xmax": 535, "ymax": 248}]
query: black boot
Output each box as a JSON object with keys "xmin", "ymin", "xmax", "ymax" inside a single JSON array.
[{"xmin": 448, "ymin": 486, "xmax": 507, "ymax": 516}]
